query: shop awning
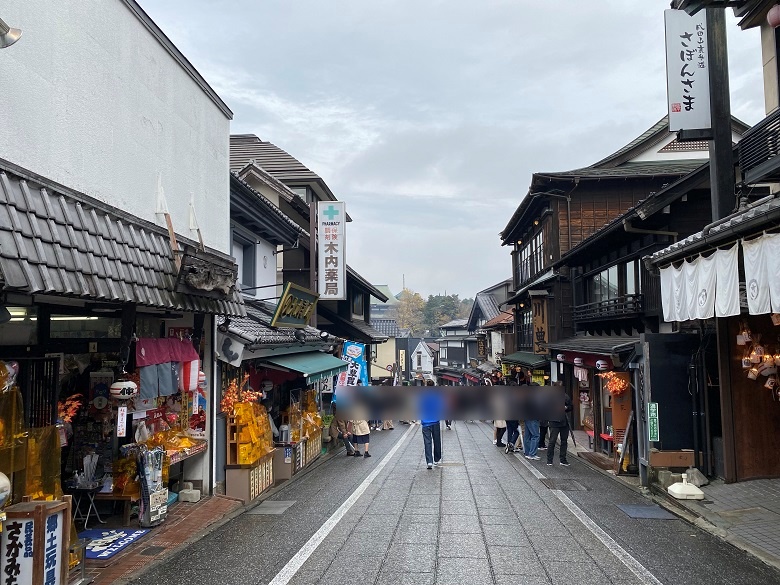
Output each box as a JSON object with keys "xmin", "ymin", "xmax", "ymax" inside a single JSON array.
[
  {"xmin": 501, "ymin": 351, "xmax": 548, "ymax": 368},
  {"xmin": 317, "ymin": 305, "xmax": 389, "ymax": 344},
  {"xmin": 263, "ymin": 352, "xmax": 348, "ymax": 383},
  {"xmin": 440, "ymin": 374, "xmax": 461, "ymax": 383},
  {"xmin": 547, "ymin": 335, "xmax": 639, "ymax": 356},
  {"xmin": 503, "ymin": 270, "xmax": 558, "ymax": 306},
  {"xmin": 0, "ymin": 164, "xmax": 245, "ymax": 316}
]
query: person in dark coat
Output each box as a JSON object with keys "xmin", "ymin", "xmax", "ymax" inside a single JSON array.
[{"xmin": 546, "ymin": 389, "xmax": 573, "ymax": 466}]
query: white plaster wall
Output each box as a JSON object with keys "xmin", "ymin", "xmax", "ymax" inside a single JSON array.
[
  {"xmin": 247, "ymin": 238, "xmax": 277, "ymax": 299},
  {"xmin": 0, "ymin": 1, "xmax": 231, "ymax": 252},
  {"xmin": 631, "ymin": 131, "xmax": 742, "ymax": 163},
  {"xmin": 489, "ymin": 331, "xmax": 504, "ymax": 362}
]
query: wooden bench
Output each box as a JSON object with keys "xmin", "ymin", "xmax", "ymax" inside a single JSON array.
[{"xmin": 94, "ymin": 493, "xmax": 140, "ymax": 526}]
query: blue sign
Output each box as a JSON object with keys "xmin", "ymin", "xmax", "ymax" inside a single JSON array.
[{"xmin": 341, "ymin": 341, "xmax": 368, "ymax": 386}]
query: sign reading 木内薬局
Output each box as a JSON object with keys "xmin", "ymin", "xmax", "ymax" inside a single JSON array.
[
  {"xmin": 665, "ymin": 9, "xmax": 711, "ymax": 132},
  {"xmin": 270, "ymin": 282, "xmax": 319, "ymax": 328},
  {"xmin": 317, "ymin": 202, "xmax": 346, "ymax": 300}
]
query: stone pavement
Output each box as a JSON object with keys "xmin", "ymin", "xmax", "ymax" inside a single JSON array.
[
  {"xmin": 124, "ymin": 421, "xmax": 780, "ymax": 585},
  {"xmin": 666, "ymin": 476, "xmax": 780, "ymax": 565}
]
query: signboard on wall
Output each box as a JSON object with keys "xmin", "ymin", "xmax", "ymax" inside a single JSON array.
[
  {"xmin": 317, "ymin": 201, "xmax": 346, "ymax": 300},
  {"xmin": 476, "ymin": 335, "xmax": 487, "ymax": 359},
  {"xmin": 665, "ymin": 9, "xmax": 711, "ymax": 132},
  {"xmin": 271, "ymin": 282, "xmax": 319, "ymax": 328},
  {"xmin": 338, "ymin": 341, "xmax": 369, "ymax": 386},
  {"xmin": 648, "ymin": 402, "xmax": 660, "ymax": 442},
  {"xmin": 532, "ymin": 297, "xmax": 549, "ymax": 355}
]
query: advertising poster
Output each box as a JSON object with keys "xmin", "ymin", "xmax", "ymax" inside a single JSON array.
[{"xmin": 339, "ymin": 341, "xmax": 368, "ymax": 386}]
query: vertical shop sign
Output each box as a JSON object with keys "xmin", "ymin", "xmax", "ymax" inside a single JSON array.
[
  {"xmin": 338, "ymin": 341, "xmax": 368, "ymax": 386},
  {"xmin": 476, "ymin": 335, "xmax": 487, "ymax": 359},
  {"xmin": 116, "ymin": 406, "xmax": 128, "ymax": 437},
  {"xmin": 532, "ymin": 297, "xmax": 548, "ymax": 355},
  {"xmin": 1, "ymin": 519, "xmax": 34, "ymax": 585},
  {"xmin": 665, "ymin": 9, "xmax": 711, "ymax": 131},
  {"xmin": 317, "ymin": 202, "xmax": 346, "ymax": 300},
  {"xmin": 43, "ymin": 512, "xmax": 63, "ymax": 585},
  {"xmin": 648, "ymin": 402, "xmax": 660, "ymax": 442},
  {"xmin": 399, "ymin": 350, "xmax": 406, "ymax": 372}
]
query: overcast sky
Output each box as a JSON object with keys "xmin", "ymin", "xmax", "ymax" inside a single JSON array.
[{"xmin": 140, "ymin": 1, "xmax": 765, "ymax": 300}]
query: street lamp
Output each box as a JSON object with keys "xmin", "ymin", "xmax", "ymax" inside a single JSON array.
[{"xmin": 0, "ymin": 17, "xmax": 21, "ymax": 49}]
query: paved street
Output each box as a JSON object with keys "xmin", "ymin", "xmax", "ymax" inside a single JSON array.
[{"xmin": 124, "ymin": 423, "xmax": 780, "ymax": 585}]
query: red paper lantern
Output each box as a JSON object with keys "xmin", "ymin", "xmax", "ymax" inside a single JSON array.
[{"xmin": 768, "ymin": 5, "xmax": 780, "ymax": 28}]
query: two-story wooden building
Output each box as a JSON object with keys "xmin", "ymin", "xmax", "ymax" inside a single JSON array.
[{"xmin": 500, "ymin": 116, "xmax": 747, "ymax": 383}]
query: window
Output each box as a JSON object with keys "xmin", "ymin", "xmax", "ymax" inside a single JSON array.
[
  {"xmin": 232, "ymin": 234, "xmax": 256, "ymax": 290},
  {"xmin": 440, "ymin": 347, "xmax": 447, "ymax": 359},
  {"xmin": 352, "ymin": 291, "xmax": 364, "ymax": 316},
  {"xmin": 514, "ymin": 229, "xmax": 546, "ymax": 285},
  {"xmin": 626, "ymin": 260, "xmax": 636, "ymax": 295},
  {"xmin": 518, "ymin": 310, "xmax": 533, "ymax": 349},
  {"xmin": 416, "ymin": 352, "xmax": 422, "ymax": 368},
  {"xmin": 291, "ymin": 187, "xmax": 310, "ymax": 203}
]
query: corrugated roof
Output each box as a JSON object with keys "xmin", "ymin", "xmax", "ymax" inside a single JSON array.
[
  {"xmin": 476, "ymin": 293, "xmax": 500, "ymax": 321},
  {"xmin": 0, "ymin": 166, "xmax": 244, "ymax": 316},
  {"xmin": 319, "ymin": 305, "xmax": 389, "ymax": 343},
  {"xmin": 483, "ymin": 311, "xmax": 514, "ymax": 328}
]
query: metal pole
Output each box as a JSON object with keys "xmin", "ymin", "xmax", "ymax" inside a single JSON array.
[
  {"xmin": 706, "ymin": 7, "xmax": 734, "ymax": 222},
  {"xmin": 309, "ymin": 201, "xmax": 318, "ymax": 328},
  {"xmin": 706, "ymin": 6, "xmax": 737, "ymax": 483}
]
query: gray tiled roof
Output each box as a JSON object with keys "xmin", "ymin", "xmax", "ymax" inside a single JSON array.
[
  {"xmin": 218, "ymin": 300, "xmax": 327, "ymax": 346},
  {"xmin": 440, "ymin": 319, "xmax": 468, "ymax": 329},
  {"xmin": 230, "ymin": 135, "xmax": 321, "ymax": 181},
  {"xmin": 0, "ymin": 166, "xmax": 245, "ymax": 316},
  {"xmin": 370, "ymin": 318, "xmax": 402, "ymax": 337},
  {"xmin": 476, "ymin": 293, "xmax": 500, "ymax": 321},
  {"xmin": 538, "ymin": 160, "xmax": 705, "ymax": 179},
  {"xmin": 647, "ymin": 195, "xmax": 780, "ymax": 265}
]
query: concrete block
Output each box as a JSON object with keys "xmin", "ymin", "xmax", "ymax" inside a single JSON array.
[
  {"xmin": 685, "ymin": 467, "xmax": 709, "ymax": 487},
  {"xmin": 657, "ymin": 469, "xmax": 673, "ymax": 489},
  {"xmin": 179, "ymin": 488, "xmax": 201, "ymax": 503},
  {"xmin": 182, "ymin": 482, "xmax": 194, "ymax": 491}
]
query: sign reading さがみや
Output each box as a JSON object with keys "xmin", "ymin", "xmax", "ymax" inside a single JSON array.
[
  {"xmin": 317, "ymin": 202, "xmax": 346, "ymax": 300},
  {"xmin": 271, "ymin": 283, "xmax": 320, "ymax": 328}
]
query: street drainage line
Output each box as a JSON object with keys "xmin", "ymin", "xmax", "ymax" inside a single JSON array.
[
  {"xmin": 513, "ymin": 455, "xmax": 663, "ymax": 585},
  {"xmin": 553, "ymin": 490, "xmax": 663, "ymax": 585},
  {"xmin": 267, "ymin": 423, "xmax": 417, "ymax": 585}
]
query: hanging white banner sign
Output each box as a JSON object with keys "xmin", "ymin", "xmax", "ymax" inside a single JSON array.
[
  {"xmin": 317, "ymin": 201, "xmax": 347, "ymax": 300},
  {"xmin": 665, "ymin": 9, "xmax": 711, "ymax": 132}
]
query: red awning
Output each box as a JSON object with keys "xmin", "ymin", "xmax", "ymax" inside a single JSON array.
[
  {"xmin": 441, "ymin": 375, "xmax": 460, "ymax": 383},
  {"xmin": 464, "ymin": 373, "xmax": 480, "ymax": 383}
]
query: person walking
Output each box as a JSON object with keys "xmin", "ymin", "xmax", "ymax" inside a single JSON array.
[
  {"xmin": 350, "ymin": 418, "xmax": 372, "ymax": 457},
  {"xmin": 494, "ymin": 419, "xmax": 507, "ymax": 447},
  {"xmin": 523, "ymin": 374, "xmax": 541, "ymax": 460},
  {"xmin": 505, "ymin": 419, "xmax": 520, "ymax": 453},
  {"xmin": 547, "ymin": 388, "xmax": 573, "ymax": 466},
  {"xmin": 329, "ymin": 404, "xmax": 356, "ymax": 456},
  {"xmin": 421, "ymin": 379, "xmax": 443, "ymax": 469}
]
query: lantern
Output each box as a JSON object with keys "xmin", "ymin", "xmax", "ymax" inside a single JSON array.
[
  {"xmin": 774, "ymin": 353, "xmax": 780, "ymax": 366},
  {"xmin": 573, "ymin": 357, "xmax": 584, "ymax": 366},
  {"xmin": 595, "ymin": 360, "xmax": 610, "ymax": 371},
  {"xmin": 109, "ymin": 380, "xmax": 138, "ymax": 400},
  {"xmin": 748, "ymin": 367, "xmax": 759, "ymax": 380},
  {"xmin": 768, "ymin": 5, "xmax": 780, "ymax": 28}
]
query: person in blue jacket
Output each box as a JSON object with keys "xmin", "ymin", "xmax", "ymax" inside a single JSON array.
[{"xmin": 420, "ymin": 380, "xmax": 443, "ymax": 469}]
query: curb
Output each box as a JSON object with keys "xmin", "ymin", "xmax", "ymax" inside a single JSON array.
[
  {"xmin": 112, "ymin": 445, "xmax": 346, "ymax": 585},
  {"xmin": 573, "ymin": 451, "xmax": 780, "ymax": 574}
]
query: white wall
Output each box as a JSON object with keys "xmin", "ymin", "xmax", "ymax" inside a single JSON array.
[{"xmin": 1, "ymin": 1, "xmax": 232, "ymax": 253}]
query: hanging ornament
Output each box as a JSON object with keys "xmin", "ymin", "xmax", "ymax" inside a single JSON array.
[{"xmin": 748, "ymin": 367, "xmax": 760, "ymax": 380}]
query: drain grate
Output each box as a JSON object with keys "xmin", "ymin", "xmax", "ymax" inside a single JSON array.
[
  {"xmin": 139, "ymin": 546, "xmax": 166, "ymax": 556},
  {"xmin": 540, "ymin": 478, "xmax": 588, "ymax": 491}
]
